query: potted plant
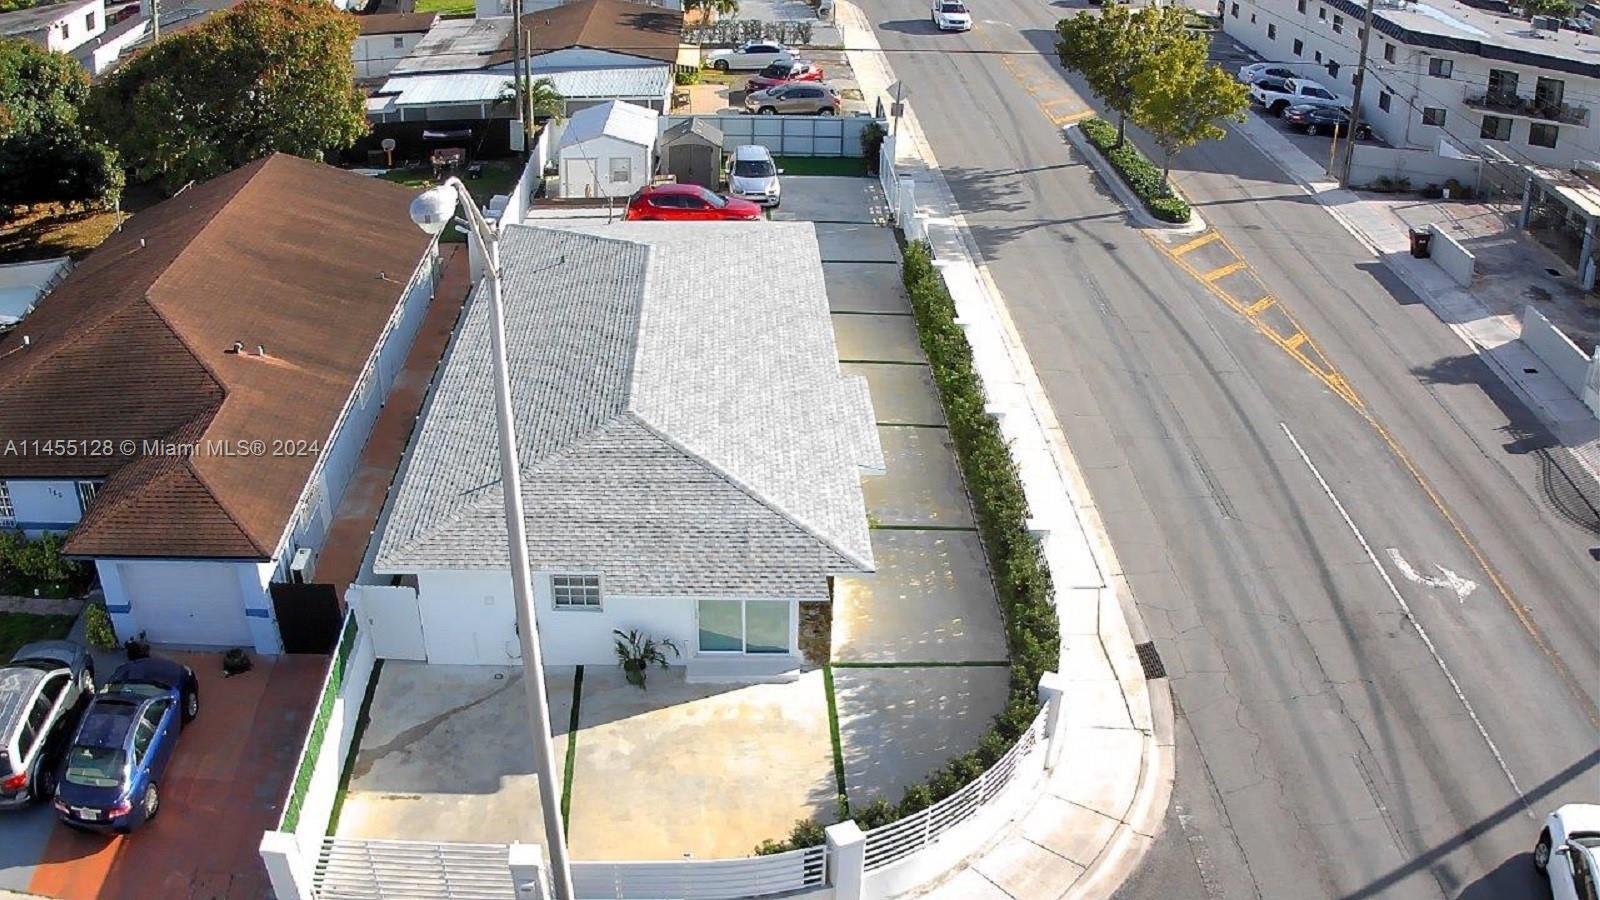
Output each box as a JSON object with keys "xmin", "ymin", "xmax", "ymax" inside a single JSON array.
[{"xmin": 613, "ymin": 629, "xmax": 679, "ymax": 689}]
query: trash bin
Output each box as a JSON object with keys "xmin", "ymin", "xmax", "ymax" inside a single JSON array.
[{"xmin": 1409, "ymin": 227, "xmax": 1433, "ymax": 259}]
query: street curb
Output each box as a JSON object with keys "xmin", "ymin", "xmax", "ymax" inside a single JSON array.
[{"xmin": 1064, "ymin": 124, "xmax": 1207, "ymax": 235}]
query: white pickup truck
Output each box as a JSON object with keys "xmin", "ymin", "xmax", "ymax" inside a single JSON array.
[{"xmin": 1250, "ymin": 77, "xmax": 1346, "ymax": 116}]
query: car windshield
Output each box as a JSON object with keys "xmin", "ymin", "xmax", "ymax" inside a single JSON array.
[
  {"xmin": 941, "ymin": 3, "xmax": 967, "ymax": 11},
  {"xmin": 64, "ymin": 746, "xmax": 125, "ymax": 787},
  {"xmin": 734, "ymin": 159, "xmax": 776, "ymax": 178},
  {"xmin": 64, "ymin": 704, "xmax": 136, "ymax": 787},
  {"xmin": 106, "ymin": 681, "xmax": 167, "ymax": 699},
  {"xmin": 694, "ymin": 187, "xmax": 728, "ymax": 208}
]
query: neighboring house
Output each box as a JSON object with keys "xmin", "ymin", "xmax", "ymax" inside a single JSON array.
[
  {"xmin": 557, "ymin": 99, "xmax": 658, "ymax": 197},
  {"xmin": 0, "ymin": 0, "xmax": 106, "ymax": 54},
  {"xmin": 353, "ymin": 11, "xmax": 437, "ymax": 82},
  {"xmin": 477, "ymin": 0, "xmax": 683, "ymax": 13},
  {"xmin": 367, "ymin": 0, "xmax": 681, "ymax": 126},
  {"xmin": 1226, "ymin": 0, "xmax": 1600, "ymax": 167},
  {"xmin": 0, "ymin": 258, "xmax": 72, "ymax": 330},
  {"xmin": 372, "ymin": 222, "xmax": 882, "ymax": 681},
  {"xmin": 0, "ymin": 154, "xmax": 440, "ymax": 653}
]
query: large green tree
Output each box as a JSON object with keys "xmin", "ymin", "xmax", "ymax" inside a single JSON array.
[
  {"xmin": 85, "ymin": 0, "xmax": 367, "ymax": 193},
  {"xmin": 0, "ymin": 37, "xmax": 122, "ymax": 212},
  {"xmin": 1132, "ymin": 33, "xmax": 1248, "ymax": 178},
  {"xmin": 1056, "ymin": 4, "xmax": 1189, "ymax": 146}
]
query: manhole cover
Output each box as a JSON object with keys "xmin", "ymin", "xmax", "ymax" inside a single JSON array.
[{"xmin": 1134, "ymin": 641, "xmax": 1167, "ymax": 680}]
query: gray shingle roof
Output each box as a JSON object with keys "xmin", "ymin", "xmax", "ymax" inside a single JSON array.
[{"xmin": 375, "ymin": 222, "xmax": 880, "ymax": 599}]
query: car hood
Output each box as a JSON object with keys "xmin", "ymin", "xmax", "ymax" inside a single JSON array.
[
  {"xmin": 938, "ymin": 9, "xmax": 971, "ymax": 18},
  {"xmin": 730, "ymin": 173, "xmax": 779, "ymax": 192},
  {"xmin": 1558, "ymin": 803, "xmax": 1600, "ymax": 833}
]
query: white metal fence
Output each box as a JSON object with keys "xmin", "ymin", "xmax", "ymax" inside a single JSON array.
[
  {"xmin": 862, "ymin": 707, "xmax": 1048, "ymax": 872},
  {"xmin": 315, "ymin": 838, "xmax": 516, "ymax": 900},
  {"xmin": 572, "ymin": 846, "xmax": 827, "ymax": 899},
  {"xmin": 658, "ymin": 114, "xmax": 873, "ymax": 157}
]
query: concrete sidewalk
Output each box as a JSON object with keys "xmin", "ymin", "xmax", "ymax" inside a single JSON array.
[
  {"xmin": 837, "ymin": 3, "xmax": 1173, "ymax": 898},
  {"xmin": 1226, "ymin": 113, "xmax": 1600, "ymax": 478}
]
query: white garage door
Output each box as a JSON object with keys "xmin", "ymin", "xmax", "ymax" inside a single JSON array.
[{"xmin": 120, "ymin": 561, "xmax": 254, "ymax": 647}]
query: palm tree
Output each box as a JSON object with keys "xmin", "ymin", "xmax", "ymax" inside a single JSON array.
[
  {"xmin": 498, "ymin": 76, "xmax": 566, "ymax": 122},
  {"xmin": 684, "ymin": 0, "xmax": 739, "ymax": 22}
]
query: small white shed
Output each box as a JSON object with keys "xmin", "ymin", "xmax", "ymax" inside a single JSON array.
[{"xmin": 557, "ymin": 100, "xmax": 659, "ymax": 199}]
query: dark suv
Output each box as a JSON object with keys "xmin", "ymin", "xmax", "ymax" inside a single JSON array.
[{"xmin": 0, "ymin": 641, "xmax": 95, "ymax": 808}]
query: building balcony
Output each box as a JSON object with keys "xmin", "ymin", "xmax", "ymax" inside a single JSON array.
[{"xmin": 1463, "ymin": 89, "xmax": 1589, "ymax": 127}]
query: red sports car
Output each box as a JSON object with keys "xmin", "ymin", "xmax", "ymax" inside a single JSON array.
[
  {"xmin": 624, "ymin": 184, "xmax": 763, "ymax": 221},
  {"xmin": 745, "ymin": 60, "xmax": 825, "ymax": 94}
]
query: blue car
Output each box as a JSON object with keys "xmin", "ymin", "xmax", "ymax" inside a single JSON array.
[{"xmin": 52, "ymin": 658, "xmax": 199, "ymax": 834}]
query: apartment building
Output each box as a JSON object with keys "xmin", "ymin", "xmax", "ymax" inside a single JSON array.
[{"xmin": 1225, "ymin": 0, "xmax": 1600, "ymax": 168}]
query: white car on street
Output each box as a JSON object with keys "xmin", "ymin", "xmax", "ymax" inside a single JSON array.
[
  {"xmin": 931, "ymin": 0, "xmax": 972, "ymax": 31},
  {"xmin": 1237, "ymin": 62, "xmax": 1295, "ymax": 83},
  {"xmin": 1535, "ymin": 803, "xmax": 1600, "ymax": 900},
  {"xmin": 705, "ymin": 42, "xmax": 793, "ymax": 71}
]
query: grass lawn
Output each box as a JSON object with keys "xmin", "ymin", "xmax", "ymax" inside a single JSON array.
[
  {"xmin": 0, "ymin": 613, "xmax": 76, "ymax": 662},
  {"xmin": 0, "ymin": 183, "xmax": 164, "ymax": 264},
  {"xmin": 414, "ymin": 0, "xmax": 476, "ymax": 13},
  {"xmin": 377, "ymin": 160, "xmax": 524, "ymax": 243},
  {"xmin": 776, "ymin": 156, "xmax": 870, "ymax": 177}
]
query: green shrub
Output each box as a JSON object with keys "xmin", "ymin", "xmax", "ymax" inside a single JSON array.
[
  {"xmin": 1079, "ymin": 117, "xmax": 1192, "ymax": 224},
  {"xmin": 754, "ymin": 817, "xmax": 828, "ymax": 855},
  {"xmin": 0, "ymin": 531, "xmax": 89, "ymax": 598},
  {"xmin": 83, "ymin": 603, "xmax": 118, "ymax": 650},
  {"xmin": 898, "ymin": 782, "xmax": 933, "ymax": 816},
  {"xmin": 852, "ymin": 798, "xmax": 897, "ymax": 830},
  {"xmin": 674, "ymin": 68, "xmax": 701, "ymax": 86}
]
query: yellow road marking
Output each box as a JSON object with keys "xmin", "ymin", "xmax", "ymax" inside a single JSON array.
[
  {"xmin": 1202, "ymin": 260, "xmax": 1247, "ymax": 282},
  {"xmin": 1173, "ymin": 232, "xmax": 1221, "ymax": 256},
  {"xmin": 1245, "ymin": 296, "xmax": 1277, "ymax": 316},
  {"xmin": 1042, "ymin": 97, "xmax": 1079, "ymax": 110},
  {"xmin": 1282, "ymin": 332, "xmax": 1307, "ymax": 351},
  {"xmin": 1051, "ymin": 109, "xmax": 1096, "ymax": 125}
]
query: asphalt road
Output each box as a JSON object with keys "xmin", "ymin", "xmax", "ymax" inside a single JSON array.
[{"xmin": 851, "ymin": 2, "xmax": 1600, "ymax": 898}]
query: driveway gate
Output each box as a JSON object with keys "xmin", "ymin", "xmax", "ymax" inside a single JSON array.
[{"xmin": 315, "ymin": 837, "xmax": 515, "ymax": 899}]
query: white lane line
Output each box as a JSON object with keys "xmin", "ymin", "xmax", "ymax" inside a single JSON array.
[
  {"xmin": 1279, "ymin": 422, "xmax": 1527, "ymax": 808},
  {"xmin": 1384, "ymin": 548, "xmax": 1479, "ymax": 604}
]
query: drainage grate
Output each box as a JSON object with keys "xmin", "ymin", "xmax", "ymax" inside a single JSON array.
[{"xmin": 1134, "ymin": 641, "xmax": 1167, "ymax": 679}]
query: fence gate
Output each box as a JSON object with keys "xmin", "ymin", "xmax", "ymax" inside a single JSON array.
[
  {"xmin": 315, "ymin": 837, "xmax": 515, "ymax": 900},
  {"xmin": 347, "ymin": 584, "xmax": 426, "ymax": 661},
  {"xmin": 269, "ymin": 582, "xmax": 343, "ymax": 654}
]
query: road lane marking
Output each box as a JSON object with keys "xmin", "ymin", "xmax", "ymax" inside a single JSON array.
[
  {"xmin": 1052, "ymin": 109, "xmax": 1096, "ymax": 125},
  {"xmin": 1385, "ymin": 548, "xmax": 1479, "ymax": 603},
  {"xmin": 1201, "ymin": 260, "xmax": 1248, "ymax": 282},
  {"xmin": 1245, "ymin": 296, "xmax": 1276, "ymax": 315},
  {"xmin": 1280, "ymin": 422, "xmax": 1528, "ymax": 810},
  {"xmin": 1173, "ymin": 232, "xmax": 1222, "ymax": 256}
]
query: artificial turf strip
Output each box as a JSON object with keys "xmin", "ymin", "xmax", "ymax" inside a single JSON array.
[
  {"xmin": 561, "ymin": 665, "xmax": 583, "ymax": 836},
  {"xmin": 325, "ymin": 658, "xmax": 384, "ymax": 836},
  {"xmin": 823, "ymin": 665, "xmax": 850, "ymax": 819},
  {"xmin": 829, "ymin": 660, "xmax": 1010, "ymax": 669}
]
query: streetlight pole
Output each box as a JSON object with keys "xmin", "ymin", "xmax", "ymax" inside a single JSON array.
[
  {"xmin": 407, "ymin": 180, "xmax": 575, "ymax": 900},
  {"xmin": 1340, "ymin": 0, "xmax": 1379, "ymax": 187}
]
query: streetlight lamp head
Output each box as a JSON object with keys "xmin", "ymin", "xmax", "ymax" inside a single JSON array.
[{"xmin": 409, "ymin": 184, "xmax": 459, "ymax": 235}]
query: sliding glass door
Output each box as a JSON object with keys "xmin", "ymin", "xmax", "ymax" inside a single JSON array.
[{"xmin": 696, "ymin": 599, "xmax": 792, "ymax": 654}]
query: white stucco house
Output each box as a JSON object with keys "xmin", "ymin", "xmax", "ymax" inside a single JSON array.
[
  {"xmin": 371, "ymin": 222, "xmax": 883, "ymax": 681},
  {"xmin": 558, "ymin": 100, "xmax": 659, "ymax": 198},
  {"xmin": 353, "ymin": 11, "xmax": 438, "ymax": 82},
  {"xmin": 0, "ymin": 154, "xmax": 441, "ymax": 654},
  {"xmin": 0, "ymin": 0, "xmax": 105, "ymax": 55}
]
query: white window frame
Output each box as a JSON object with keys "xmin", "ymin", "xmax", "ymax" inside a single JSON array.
[
  {"xmin": 75, "ymin": 480, "xmax": 100, "ymax": 513},
  {"xmin": 695, "ymin": 598, "xmax": 793, "ymax": 655},
  {"xmin": 608, "ymin": 157, "xmax": 632, "ymax": 184},
  {"xmin": 551, "ymin": 573, "xmax": 603, "ymax": 611},
  {"xmin": 0, "ymin": 482, "xmax": 13, "ymax": 527}
]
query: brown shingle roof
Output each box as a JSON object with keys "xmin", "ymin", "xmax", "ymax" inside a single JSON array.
[
  {"xmin": 489, "ymin": 0, "xmax": 682, "ymax": 66},
  {"xmin": 357, "ymin": 11, "xmax": 438, "ymax": 35},
  {"xmin": 0, "ymin": 154, "xmax": 436, "ymax": 560}
]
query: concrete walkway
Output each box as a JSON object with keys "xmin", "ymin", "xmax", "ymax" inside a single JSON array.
[
  {"xmin": 1226, "ymin": 113, "xmax": 1600, "ymax": 479},
  {"xmin": 837, "ymin": 3, "xmax": 1171, "ymax": 898}
]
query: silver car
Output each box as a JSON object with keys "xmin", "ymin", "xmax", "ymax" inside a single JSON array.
[
  {"xmin": 728, "ymin": 145, "xmax": 783, "ymax": 207},
  {"xmin": 0, "ymin": 641, "xmax": 94, "ymax": 808},
  {"xmin": 744, "ymin": 83, "xmax": 842, "ymax": 116}
]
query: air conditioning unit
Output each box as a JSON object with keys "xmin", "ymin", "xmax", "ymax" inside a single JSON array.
[
  {"xmin": 289, "ymin": 547, "xmax": 316, "ymax": 585},
  {"xmin": 1532, "ymin": 14, "xmax": 1562, "ymax": 30}
]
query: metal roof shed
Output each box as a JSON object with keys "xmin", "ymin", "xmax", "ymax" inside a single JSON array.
[{"xmin": 657, "ymin": 118, "xmax": 725, "ymax": 189}]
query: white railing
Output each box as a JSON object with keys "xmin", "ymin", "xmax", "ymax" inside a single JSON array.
[
  {"xmin": 572, "ymin": 845, "xmax": 827, "ymax": 899},
  {"xmin": 314, "ymin": 838, "xmax": 516, "ymax": 900},
  {"xmin": 878, "ymin": 132, "xmax": 899, "ymax": 212},
  {"xmin": 861, "ymin": 707, "xmax": 1048, "ymax": 873}
]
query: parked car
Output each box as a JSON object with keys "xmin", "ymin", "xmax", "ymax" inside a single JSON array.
[
  {"xmin": 931, "ymin": 0, "xmax": 973, "ymax": 31},
  {"xmin": 624, "ymin": 184, "xmax": 763, "ymax": 221},
  {"xmin": 0, "ymin": 641, "xmax": 94, "ymax": 809},
  {"xmin": 1535, "ymin": 804, "xmax": 1600, "ymax": 900},
  {"xmin": 52, "ymin": 657, "xmax": 198, "ymax": 834},
  {"xmin": 1283, "ymin": 104, "xmax": 1371, "ymax": 139},
  {"xmin": 1238, "ymin": 62, "xmax": 1295, "ymax": 84},
  {"xmin": 728, "ymin": 145, "xmax": 783, "ymax": 207},
  {"xmin": 745, "ymin": 60, "xmax": 824, "ymax": 93},
  {"xmin": 1250, "ymin": 76, "xmax": 1344, "ymax": 116},
  {"xmin": 744, "ymin": 82, "xmax": 842, "ymax": 116},
  {"xmin": 705, "ymin": 42, "xmax": 793, "ymax": 72}
]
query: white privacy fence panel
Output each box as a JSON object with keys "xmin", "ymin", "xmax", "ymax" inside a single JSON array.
[
  {"xmin": 658, "ymin": 114, "xmax": 873, "ymax": 157},
  {"xmin": 861, "ymin": 708, "xmax": 1049, "ymax": 873},
  {"xmin": 315, "ymin": 838, "xmax": 515, "ymax": 900},
  {"xmin": 572, "ymin": 846, "xmax": 827, "ymax": 899}
]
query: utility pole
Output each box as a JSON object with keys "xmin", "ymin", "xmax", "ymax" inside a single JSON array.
[
  {"xmin": 1339, "ymin": 0, "xmax": 1379, "ymax": 187},
  {"xmin": 521, "ymin": 22, "xmax": 535, "ymax": 153},
  {"xmin": 510, "ymin": 0, "xmax": 526, "ymax": 155}
]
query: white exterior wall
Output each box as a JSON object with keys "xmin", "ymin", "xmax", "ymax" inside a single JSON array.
[
  {"xmin": 353, "ymin": 31, "xmax": 426, "ymax": 81},
  {"xmin": 0, "ymin": 479, "xmax": 86, "ymax": 535},
  {"xmin": 559, "ymin": 135, "xmax": 651, "ymax": 198},
  {"xmin": 31, "ymin": 0, "xmax": 105, "ymax": 54},
  {"xmin": 1226, "ymin": 0, "xmax": 1600, "ymax": 168}
]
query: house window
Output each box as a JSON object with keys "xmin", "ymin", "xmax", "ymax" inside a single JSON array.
[
  {"xmin": 608, "ymin": 157, "xmax": 632, "ymax": 184},
  {"xmin": 551, "ymin": 574, "xmax": 601, "ymax": 610},
  {"xmin": 392, "ymin": 35, "xmax": 405, "ymax": 48},
  {"xmin": 60, "ymin": 20, "xmax": 69, "ymax": 38},
  {"xmin": 1535, "ymin": 76, "xmax": 1565, "ymax": 110},
  {"xmin": 1480, "ymin": 114, "xmax": 1512, "ymax": 141},
  {"xmin": 1332, "ymin": 13, "xmax": 1343, "ymax": 32},
  {"xmin": 1293, "ymin": 38, "xmax": 1304, "ymax": 56},
  {"xmin": 1422, "ymin": 107, "xmax": 1446, "ymax": 126},
  {"xmin": 697, "ymin": 598, "xmax": 791, "ymax": 654},
  {"xmin": 1328, "ymin": 61, "xmax": 1340, "ymax": 78},
  {"xmin": 1268, "ymin": 23, "xmax": 1276, "ymax": 39},
  {"xmin": 1378, "ymin": 91, "xmax": 1391, "ymax": 112},
  {"xmin": 1383, "ymin": 42, "xmax": 1395, "ymax": 63},
  {"xmin": 0, "ymin": 483, "xmax": 13, "ymax": 526},
  {"xmin": 1487, "ymin": 68, "xmax": 1518, "ymax": 100},
  {"xmin": 1529, "ymin": 122, "xmax": 1559, "ymax": 147},
  {"xmin": 1318, "ymin": 6, "xmax": 1326, "ymax": 20},
  {"xmin": 1249, "ymin": 12, "xmax": 1256, "ymax": 23},
  {"xmin": 1427, "ymin": 57, "xmax": 1452, "ymax": 78},
  {"xmin": 1230, "ymin": 2, "xmax": 1238, "ymax": 17},
  {"xmin": 85, "ymin": 11, "xmax": 94, "ymax": 29},
  {"xmin": 1297, "ymin": 0, "xmax": 1306, "ymax": 11},
  {"xmin": 1314, "ymin": 50, "xmax": 1323, "ymax": 63},
  {"xmin": 75, "ymin": 481, "xmax": 99, "ymax": 513}
]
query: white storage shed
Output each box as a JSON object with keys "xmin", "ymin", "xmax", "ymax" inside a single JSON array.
[{"xmin": 557, "ymin": 100, "xmax": 659, "ymax": 199}]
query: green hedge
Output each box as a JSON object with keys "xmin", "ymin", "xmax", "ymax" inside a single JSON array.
[
  {"xmin": 279, "ymin": 615, "xmax": 360, "ymax": 832},
  {"xmin": 1079, "ymin": 118, "xmax": 1192, "ymax": 224},
  {"xmin": 0, "ymin": 530, "xmax": 92, "ymax": 599},
  {"xmin": 753, "ymin": 242, "xmax": 1062, "ymax": 855}
]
